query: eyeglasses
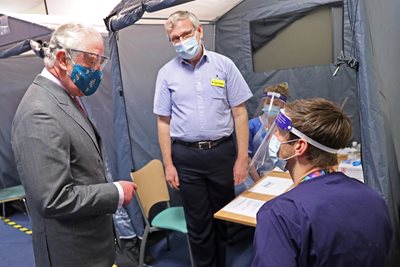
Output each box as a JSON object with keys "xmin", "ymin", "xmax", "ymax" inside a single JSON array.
[
  {"xmin": 66, "ymin": 48, "xmax": 109, "ymax": 70},
  {"xmin": 169, "ymin": 28, "xmax": 196, "ymax": 45}
]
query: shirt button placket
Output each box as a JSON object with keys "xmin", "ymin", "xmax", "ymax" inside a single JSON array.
[{"xmin": 195, "ymin": 72, "xmax": 205, "ymax": 130}]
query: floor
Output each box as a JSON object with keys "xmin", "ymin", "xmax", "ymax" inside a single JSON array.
[{"xmin": 0, "ymin": 204, "xmax": 254, "ymax": 267}]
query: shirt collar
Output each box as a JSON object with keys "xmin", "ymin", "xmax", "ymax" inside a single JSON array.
[
  {"xmin": 40, "ymin": 68, "xmax": 64, "ymax": 89},
  {"xmin": 40, "ymin": 68, "xmax": 75, "ymax": 98}
]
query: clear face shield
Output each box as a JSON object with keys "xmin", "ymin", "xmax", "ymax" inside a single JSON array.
[
  {"xmin": 251, "ymin": 92, "xmax": 287, "ymax": 158},
  {"xmin": 260, "ymin": 92, "xmax": 287, "ymax": 128},
  {"xmin": 249, "ymin": 109, "xmax": 339, "ymax": 178}
]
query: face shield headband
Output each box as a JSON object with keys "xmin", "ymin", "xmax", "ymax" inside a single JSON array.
[
  {"xmin": 274, "ymin": 110, "xmax": 338, "ymax": 154},
  {"xmin": 262, "ymin": 92, "xmax": 287, "ymax": 102},
  {"xmin": 261, "ymin": 92, "xmax": 287, "ymax": 115}
]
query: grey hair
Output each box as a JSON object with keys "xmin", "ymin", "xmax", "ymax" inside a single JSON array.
[
  {"xmin": 164, "ymin": 11, "xmax": 200, "ymax": 32},
  {"xmin": 44, "ymin": 23, "xmax": 103, "ymax": 67}
]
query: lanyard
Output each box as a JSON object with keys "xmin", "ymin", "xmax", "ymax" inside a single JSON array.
[{"xmin": 300, "ymin": 169, "xmax": 331, "ymax": 183}]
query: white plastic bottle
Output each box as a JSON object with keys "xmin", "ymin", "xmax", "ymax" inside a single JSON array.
[{"xmin": 348, "ymin": 141, "xmax": 358, "ymax": 160}]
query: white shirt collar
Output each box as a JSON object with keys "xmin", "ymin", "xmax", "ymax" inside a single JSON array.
[
  {"xmin": 40, "ymin": 68, "xmax": 79, "ymax": 101},
  {"xmin": 40, "ymin": 68, "xmax": 65, "ymax": 90}
]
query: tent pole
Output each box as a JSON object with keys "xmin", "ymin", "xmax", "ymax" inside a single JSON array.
[{"xmin": 44, "ymin": 0, "xmax": 49, "ymax": 15}]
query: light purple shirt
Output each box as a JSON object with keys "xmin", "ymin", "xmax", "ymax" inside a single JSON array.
[{"xmin": 154, "ymin": 49, "xmax": 253, "ymax": 142}]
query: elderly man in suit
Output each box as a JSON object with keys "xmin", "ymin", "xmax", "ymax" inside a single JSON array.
[{"xmin": 11, "ymin": 23, "xmax": 136, "ymax": 267}]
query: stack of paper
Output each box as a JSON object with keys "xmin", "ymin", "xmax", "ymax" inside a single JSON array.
[{"xmin": 249, "ymin": 176, "xmax": 293, "ymax": 195}]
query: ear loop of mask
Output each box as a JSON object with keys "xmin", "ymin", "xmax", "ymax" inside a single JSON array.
[{"xmin": 277, "ymin": 137, "xmax": 300, "ymax": 160}]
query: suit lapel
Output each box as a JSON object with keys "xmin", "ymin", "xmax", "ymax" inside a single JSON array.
[{"xmin": 34, "ymin": 76, "xmax": 102, "ymax": 156}]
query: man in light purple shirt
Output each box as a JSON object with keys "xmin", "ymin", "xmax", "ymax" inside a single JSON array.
[{"xmin": 154, "ymin": 11, "xmax": 253, "ymax": 267}]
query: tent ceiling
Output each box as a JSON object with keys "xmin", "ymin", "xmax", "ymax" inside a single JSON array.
[{"xmin": 1, "ymin": 0, "xmax": 243, "ymax": 27}]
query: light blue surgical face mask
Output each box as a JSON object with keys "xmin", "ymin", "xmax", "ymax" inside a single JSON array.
[
  {"xmin": 174, "ymin": 35, "xmax": 201, "ymax": 60},
  {"xmin": 268, "ymin": 134, "xmax": 298, "ymax": 171},
  {"xmin": 260, "ymin": 105, "xmax": 281, "ymax": 130},
  {"xmin": 68, "ymin": 64, "xmax": 103, "ymax": 96},
  {"xmin": 262, "ymin": 105, "xmax": 280, "ymax": 117}
]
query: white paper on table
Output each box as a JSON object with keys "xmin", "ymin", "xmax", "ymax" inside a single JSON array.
[
  {"xmin": 250, "ymin": 176, "xmax": 293, "ymax": 195},
  {"xmin": 272, "ymin": 167, "xmax": 284, "ymax": 172},
  {"xmin": 221, "ymin": 196, "xmax": 266, "ymax": 218}
]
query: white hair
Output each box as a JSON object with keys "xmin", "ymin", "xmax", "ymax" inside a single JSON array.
[
  {"xmin": 44, "ymin": 23, "xmax": 103, "ymax": 67},
  {"xmin": 164, "ymin": 11, "xmax": 200, "ymax": 32}
]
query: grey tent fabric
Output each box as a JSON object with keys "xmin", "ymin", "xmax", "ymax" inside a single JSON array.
[
  {"xmin": 0, "ymin": 55, "xmax": 43, "ymax": 187},
  {"xmin": 105, "ymin": 0, "xmax": 193, "ymax": 32},
  {"xmin": 107, "ymin": 31, "xmax": 145, "ymax": 236},
  {"xmin": 356, "ymin": 0, "xmax": 400, "ymax": 264},
  {"xmin": 0, "ymin": 40, "xmax": 35, "ymax": 59},
  {"xmin": 0, "ymin": 18, "xmax": 51, "ymax": 187},
  {"xmin": 215, "ymin": 0, "xmax": 360, "ymax": 141},
  {"xmin": 0, "ymin": 15, "xmax": 51, "ymax": 59},
  {"xmin": 0, "ymin": 15, "xmax": 52, "ymax": 47}
]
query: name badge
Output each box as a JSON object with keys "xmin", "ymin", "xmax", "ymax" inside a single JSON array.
[{"xmin": 211, "ymin": 79, "xmax": 225, "ymax": 88}]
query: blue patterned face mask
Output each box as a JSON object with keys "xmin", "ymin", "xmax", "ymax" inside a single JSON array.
[
  {"xmin": 174, "ymin": 35, "xmax": 201, "ymax": 60},
  {"xmin": 68, "ymin": 64, "xmax": 103, "ymax": 96}
]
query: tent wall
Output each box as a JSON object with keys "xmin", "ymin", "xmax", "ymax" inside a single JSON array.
[
  {"xmin": 358, "ymin": 0, "xmax": 400, "ymax": 264},
  {"xmin": 214, "ymin": 0, "xmax": 360, "ymax": 144},
  {"xmin": 0, "ymin": 54, "xmax": 43, "ymax": 187}
]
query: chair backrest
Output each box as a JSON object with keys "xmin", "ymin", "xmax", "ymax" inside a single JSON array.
[{"xmin": 130, "ymin": 159, "xmax": 170, "ymax": 218}]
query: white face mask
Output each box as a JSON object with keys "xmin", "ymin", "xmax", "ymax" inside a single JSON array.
[{"xmin": 268, "ymin": 134, "xmax": 298, "ymax": 171}]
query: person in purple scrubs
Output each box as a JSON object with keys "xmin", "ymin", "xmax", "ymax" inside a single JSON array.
[
  {"xmin": 154, "ymin": 11, "xmax": 253, "ymax": 267},
  {"xmin": 253, "ymin": 98, "xmax": 392, "ymax": 267}
]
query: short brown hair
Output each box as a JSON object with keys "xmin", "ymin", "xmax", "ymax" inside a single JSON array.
[
  {"xmin": 284, "ymin": 98, "xmax": 352, "ymax": 168},
  {"xmin": 264, "ymin": 82, "xmax": 290, "ymax": 98}
]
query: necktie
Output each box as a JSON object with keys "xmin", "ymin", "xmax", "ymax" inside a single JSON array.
[{"xmin": 71, "ymin": 96, "xmax": 88, "ymax": 118}]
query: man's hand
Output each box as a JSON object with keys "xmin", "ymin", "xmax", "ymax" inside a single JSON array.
[
  {"xmin": 165, "ymin": 164, "xmax": 180, "ymax": 190},
  {"xmin": 233, "ymin": 156, "xmax": 249, "ymax": 185},
  {"xmin": 231, "ymin": 103, "xmax": 250, "ymax": 185},
  {"xmin": 118, "ymin": 181, "xmax": 137, "ymax": 205}
]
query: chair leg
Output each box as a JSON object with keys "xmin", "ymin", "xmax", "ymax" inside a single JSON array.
[
  {"xmin": 165, "ymin": 230, "xmax": 171, "ymax": 250},
  {"xmin": 186, "ymin": 235, "xmax": 195, "ymax": 267},
  {"xmin": 22, "ymin": 198, "xmax": 30, "ymax": 219},
  {"xmin": 1, "ymin": 203, "xmax": 5, "ymax": 218},
  {"xmin": 139, "ymin": 226, "xmax": 150, "ymax": 267}
]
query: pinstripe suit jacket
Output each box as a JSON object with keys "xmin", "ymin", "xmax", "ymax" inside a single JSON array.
[{"xmin": 12, "ymin": 75, "xmax": 119, "ymax": 267}]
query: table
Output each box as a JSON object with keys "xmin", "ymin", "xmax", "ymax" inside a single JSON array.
[{"xmin": 214, "ymin": 171, "xmax": 292, "ymax": 227}]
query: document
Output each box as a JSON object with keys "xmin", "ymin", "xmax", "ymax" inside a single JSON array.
[
  {"xmin": 221, "ymin": 196, "xmax": 266, "ymax": 218},
  {"xmin": 272, "ymin": 167, "xmax": 285, "ymax": 172},
  {"xmin": 250, "ymin": 176, "xmax": 293, "ymax": 195}
]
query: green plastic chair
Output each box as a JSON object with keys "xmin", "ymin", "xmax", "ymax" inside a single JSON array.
[
  {"xmin": 131, "ymin": 159, "xmax": 194, "ymax": 267},
  {"xmin": 0, "ymin": 185, "xmax": 28, "ymax": 217}
]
